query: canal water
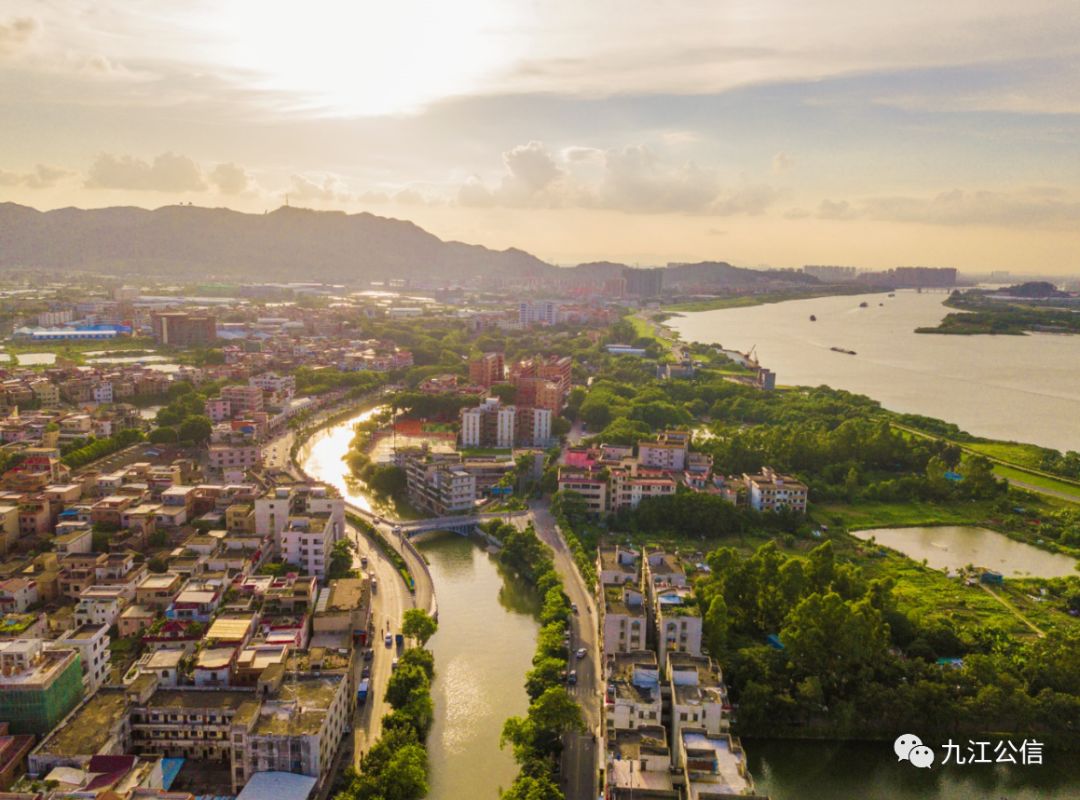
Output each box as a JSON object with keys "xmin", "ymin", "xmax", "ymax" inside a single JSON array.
[
  {"xmin": 298, "ymin": 408, "xmax": 537, "ymax": 799},
  {"xmin": 852, "ymin": 526, "xmax": 1078, "ymax": 578},
  {"xmin": 666, "ymin": 290, "xmax": 1080, "ymax": 452}
]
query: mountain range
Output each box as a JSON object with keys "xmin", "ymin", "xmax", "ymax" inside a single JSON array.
[{"xmin": 0, "ymin": 202, "xmax": 815, "ymax": 288}]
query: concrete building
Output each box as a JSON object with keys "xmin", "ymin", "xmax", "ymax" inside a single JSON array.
[
  {"xmin": 209, "ymin": 443, "xmax": 263, "ymax": 472},
  {"xmin": 744, "ymin": 467, "xmax": 808, "ymax": 514},
  {"xmin": 518, "ymin": 300, "xmax": 560, "ymax": 327},
  {"xmin": 0, "ymin": 639, "xmax": 84, "ymax": 734},
  {"xmin": 151, "ymin": 312, "xmax": 217, "ymax": 346},
  {"xmin": 601, "ymin": 581, "xmax": 647, "ymax": 658},
  {"xmin": 221, "ymin": 385, "xmax": 265, "ymax": 417},
  {"xmin": 460, "ymin": 397, "xmax": 516, "ymax": 449},
  {"xmin": 468, "ymin": 352, "xmax": 504, "ymax": 388},
  {"xmin": 668, "ymin": 652, "xmax": 732, "ymax": 756},
  {"xmin": 605, "ymin": 650, "xmax": 662, "ymax": 734},
  {"xmin": 652, "ymin": 585, "xmax": 702, "ymax": 670},
  {"xmin": 637, "ymin": 430, "xmax": 690, "ymax": 471},
  {"xmin": 557, "ymin": 467, "xmax": 608, "ymax": 515},
  {"xmin": 404, "ymin": 452, "xmax": 476, "ymax": 515},
  {"xmin": 255, "ymin": 484, "xmax": 345, "ymax": 578},
  {"xmin": 51, "ymin": 623, "xmax": 111, "ymax": 692}
]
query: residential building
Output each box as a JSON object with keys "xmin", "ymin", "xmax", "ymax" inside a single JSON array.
[
  {"xmin": 0, "ymin": 639, "xmax": 84, "ymax": 734},
  {"xmin": 668, "ymin": 652, "xmax": 732, "ymax": 756},
  {"xmin": 679, "ymin": 729, "xmax": 756, "ymax": 798},
  {"xmin": 404, "ymin": 451, "xmax": 476, "ymax": 515},
  {"xmin": 557, "ymin": 467, "xmax": 609, "ymax": 515},
  {"xmin": 468, "ymin": 352, "xmax": 504, "ymax": 388},
  {"xmin": 50, "ymin": 623, "xmax": 111, "ymax": 692},
  {"xmin": 605, "ymin": 650, "xmax": 662, "ymax": 734},
  {"xmin": 652, "ymin": 585, "xmax": 702, "ymax": 670},
  {"xmin": 221, "ymin": 385, "xmax": 264, "ymax": 417},
  {"xmin": 601, "ymin": 581, "xmax": 647, "ymax": 658},
  {"xmin": 638, "ymin": 430, "xmax": 691, "ymax": 471},
  {"xmin": 209, "ymin": 443, "xmax": 263, "ymax": 472},
  {"xmin": 460, "ymin": 397, "xmax": 516, "ymax": 449},
  {"xmin": 605, "ymin": 725, "xmax": 678, "ymax": 800},
  {"xmin": 744, "ymin": 467, "xmax": 808, "ymax": 513},
  {"xmin": 518, "ymin": 300, "xmax": 560, "ymax": 327},
  {"xmin": 255, "ymin": 484, "xmax": 345, "ymax": 574}
]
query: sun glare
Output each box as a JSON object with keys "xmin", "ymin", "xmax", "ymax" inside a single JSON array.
[{"xmin": 207, "ymin": 0, "xmax": 521, "ymax": 116}]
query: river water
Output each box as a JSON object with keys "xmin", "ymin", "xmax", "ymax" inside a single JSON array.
[
  {"xmin": 852, "ymin": 526, "xmax": 1077, "ymax": 577},
  {"xmin": 666, "ymin": 291, "xmax": 1080, "ymax": 452},
  {"xmin": 297, "ymin": 408, "xmax": 536, "ymax": 799}
]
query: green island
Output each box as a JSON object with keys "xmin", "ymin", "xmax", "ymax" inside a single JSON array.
[{"xmin": 916, "ymin": 282, "xmax": 1080, "ymax": 335}]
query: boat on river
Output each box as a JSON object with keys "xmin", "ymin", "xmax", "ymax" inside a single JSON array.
[
  {"xmin": 809, "ymin": 314, "xmax": 817, "ymax": 321},
  {"xmin": 830, "ymin": 346, "xmax": 857, "ymax": 355},
  {"xmin": 859, "ymin": 301, "xmax": 869, "ymax": 308}
]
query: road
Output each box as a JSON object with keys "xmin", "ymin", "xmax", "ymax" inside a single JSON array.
[
  {"xmin": 528, "ymin": 502, "xmax": 600, "ymax": 800},
  {"xmin": 347, "ymin": 520, "xmax": 416, "ymax": 766}
]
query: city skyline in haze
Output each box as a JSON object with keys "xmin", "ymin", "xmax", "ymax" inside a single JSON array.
[{"xmin": 2, "ymin": 1, "xmax": 1080, "ymax": 272}]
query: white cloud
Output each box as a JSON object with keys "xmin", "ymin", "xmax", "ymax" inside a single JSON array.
[
  {"xmin": 772, "ymin": 151, "xmax": 794, "ymax": 174},
  {"xmin": 459, "ymin": 141, "xmax": 778, "ymax": 215},
  {"xmin": 289, "ymin": 173, "xmax": 352, "ymax": 204},
  {"xmin": 85, "ymin": 152, "xmax": 206, "ymax": 192},
  {"xmin": 812, "ymin": 187, "xmax": 1080, "ymax": 228},
  {"xmin": 0, "ymin": 163, "xmax": 69, "ymax": 189},
  {"xmin": 0, "ymin": 16, "xmax": 37, "ymax": 58},
  {"xmin": 209, "ymin": 162, "xmax": 250, "ymax": 194}
]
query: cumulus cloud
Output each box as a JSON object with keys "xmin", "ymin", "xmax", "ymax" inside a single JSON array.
[
  {"xmin": 772, "ymin": 151, "xmax": 795, "ymax": 174},
  {"xmin": 85, "ymin": 152, "xmax": 206, "ymax": 192},
  {"xmin": 0, "ymin": 16, "xmax": 38, "ymax": 58},
  {"xmin": 289, "ymin": 173, "xmax": 353, "ymax": 204},
  {"xmin": 460, "ymin": 140, "xmax": 778, "ymax": 216},
  {"xmin": 209, "ymin": 162, "xmax": 250, "ymax": 195},
  {"xmin": 817, "ymin": 198, "xmax": 858, "ymax": 220},
  {"xmin": 0, "ymin": 163, "xmax": 69, "ymax": 189}
]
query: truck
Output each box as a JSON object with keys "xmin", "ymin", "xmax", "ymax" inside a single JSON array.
[{"xmin": 357, "ymin": 678, "xmax": 370, "ymax": 705}]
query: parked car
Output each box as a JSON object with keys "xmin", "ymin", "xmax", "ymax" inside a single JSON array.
[
  {"xmin": 571, "ymin": 603, "xmax": 579, "ymax": 614},
  {"xmin": 395, "ymin": 633, "xmax": 405, "ymax": 648},
  {"xmin": 363, "ymin": 648, "xmax": 374, "ymax": 661},
  {"xmin": 391, "ymin": 658, "xmax": 400, "ymax": 671},
  {"xmin": 567, "ymin": 670, "xmax": 578, "ymax": 685},
  {"xmin": 575, "ymin": 648, "xmax": 587, "ymax": 660},
  {"xmin": 361, "ymin": 665, "xmax": 371, "ymax": 679},
  {"xmin": 384, "ymin": 633, "xmax": 393, "ymax": 647}
]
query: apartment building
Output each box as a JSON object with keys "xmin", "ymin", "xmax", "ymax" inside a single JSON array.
[
  {"xmin": 50, "ymin": 623, "xmax": 111, "ymax": 692},
  {"xmin": 0, "ymin": 639, "xmax": 84, "ymax": 734},
  {"xmin": 208, "ymin": 443, "xmax": 263, "ymax": 472},
  {"xmin": 605, "ymin": 650, "xmax": 663, "ymax": 734},
  {"xmin": 460, "ymin": 397, "xmax": 516, "ymax": 449},
  {"xmin": 468, "ymin": 352, "xmax": 505, "ymax": 388},
  {"xmin": 557, "ymin": 467, "xmax": 609, "ymax": 515},
  {"xmin": 249, "ymin": 371, "xmax": 296, "ymax": 400},
  {"xmin": 652, "ymin": 585, "xmax": 702, "ymax": 670},
  {"xmin": 601, "ymin": 582, "xmax": 647, "ymax": 658},
  {"xmin": 404, "ymin": 452, "xmax": 476, "ymax": 515},
  {"xmin": 151, "ymin": 312, "xmax": 217, "ymax": 346},
  {"xmin": 637, "ymin": 430, "xmax": 690, "ymax": 471},
  {"xmin": 668, "ymin": 652, "xmax": 731, "ymax": 757},
  {"xmin": 744, "ymin": 467, "xmax": 808, "ymax": 513},
  {"xmin": 255, "ymin": 484, "xmax": 345, "ymax": 575},
  {"xmin": 605, "ymin": 725, "xmax": 678, "ymax": 799},
  {"xmin": 221, "ymin": 385, "xmax": 264, "ymax": 417}
]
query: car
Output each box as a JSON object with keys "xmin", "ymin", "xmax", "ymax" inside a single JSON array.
[
  {"xmin": 363, "ymin": 648, "xmax": 373, "ymax": 661},
  {"xmin": 575, "ymin": 648, "xmax": 587, "ymax": 660},
  {"xmin": 391, "ymin": 658, "xmax": 400, "ymax": 671},
  {"xmin": 571, "ymin": 603, "xmax": 579, "ymax": 614},
  {"xmin": 567, "ymin": 670, "xmax": 578, "ymax": 685},
  {"xmin": 384, "ymin": 634, "xmax": 393, "ymax": 647},
  {"xmin": 361, "ymin": 665, "xmax": 371, "ymax": 678}
]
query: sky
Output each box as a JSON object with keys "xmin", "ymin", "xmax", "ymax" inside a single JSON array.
[{"xmin": 2, "ymin": 0, "xmax": 1080, "ymax": 272}]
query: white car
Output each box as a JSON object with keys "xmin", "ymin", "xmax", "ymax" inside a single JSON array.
[{"xmin": 575, "ymin": 647, "xmax": 587, "ymax": 660}]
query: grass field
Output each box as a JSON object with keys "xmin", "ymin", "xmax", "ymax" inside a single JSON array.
[
  {"xmin": 993, "ymin": 464, "xmax": 1080, "ymax": 500},
  {"xmin": 813, "ymin": 500, "xmax": 998, "ymax": 531},
  {"xmin": 966, "ymin": 441, "xmax": 1049, "ymax": 470}
]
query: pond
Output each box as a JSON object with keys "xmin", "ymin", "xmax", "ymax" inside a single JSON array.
[{"xmin": 851, "ymin": 526, "xmax": 1077, "ymax": 577}]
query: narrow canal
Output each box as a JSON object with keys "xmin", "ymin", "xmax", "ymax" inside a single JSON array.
[{"xmin": 297, "ymin": 407, "xmax": 538, "ymax": 798}]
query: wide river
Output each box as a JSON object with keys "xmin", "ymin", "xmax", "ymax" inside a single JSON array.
[
  {"xmin": 298, "ymin": 408, "xmax": 537, "ymax": 799},
  {"xmin": 667, "ymin": 290, "xmax": 1080, "ymax": 452}
]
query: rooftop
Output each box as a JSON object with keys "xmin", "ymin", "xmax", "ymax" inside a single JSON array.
[
  {"xmin": 145, "ymin": 688, "xmax": 253, "ymax": 711},
  {"xmin": 37, "ymin": 690, "xmax": 129, "ymax": 756}
]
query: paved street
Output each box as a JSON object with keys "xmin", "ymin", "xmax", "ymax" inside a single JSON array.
[{"xmin": 528, "ymin": 502, "xmax": 600, "ymax": 800}]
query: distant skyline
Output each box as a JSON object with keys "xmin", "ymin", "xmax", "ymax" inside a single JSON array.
[{"xmin": 2, "ymin": 1, "xmax": 1080, "ymax": 272}]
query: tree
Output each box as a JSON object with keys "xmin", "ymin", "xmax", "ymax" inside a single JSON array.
[
  {"xmin": 385, "ymin": 662, "xmax": 430, "ymax": 709},
  {"xmin": 500, "ymin": 773, "xmax": 564, "ymax": 800},
  {"xmin": 401, "ymin": 609, "xmax": 438, "ymax": 646},
  {"xmin": 177, "ymin": 415, "xmax": 213, "ymax": 444},
  {"xmin": 525, "ymin": 657, "xmax": 567, "ymax": 702},
  {"xmin": 149, "ymin": 426, "xmax": 178, "ymax": 444},
  {"xmin": 703, "ymin": 595, "xmax": 729, "ymax": 653},
  {"xmin": 327, "ymin": 539, "xmax": 355, "ymax": 580}
]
